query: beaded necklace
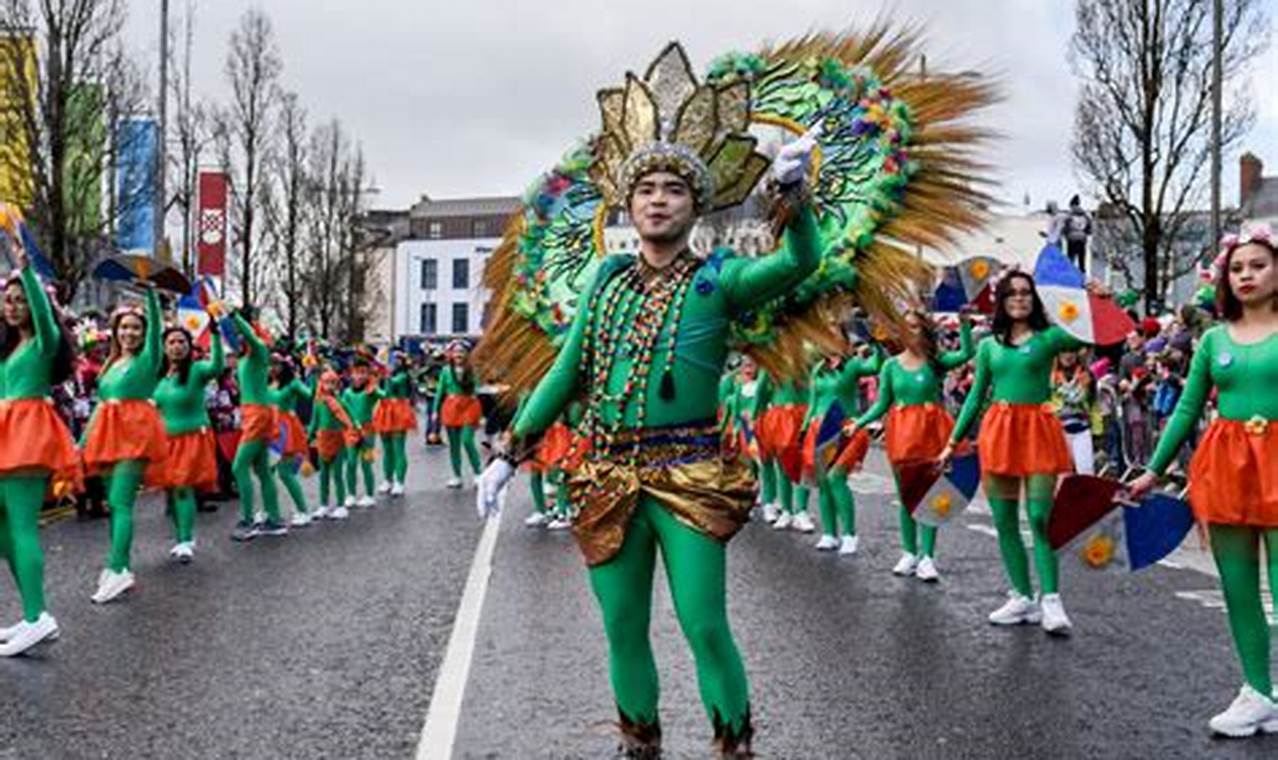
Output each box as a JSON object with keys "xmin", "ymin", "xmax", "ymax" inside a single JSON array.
[{"xmin": 580, "ymin": 250, "xmax": 698, "ymax": 469}]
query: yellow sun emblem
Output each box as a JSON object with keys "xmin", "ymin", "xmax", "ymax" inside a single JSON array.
[
  {"xmin": 1244, "ymin": 415, "xmax": 1269, "ymax": 436},
  {"xmin": 968, "ymin": 260, "xmax": 991, "ymax": 280},
  {"xmin": 1058, "ymin": 301, "xmax": 1080, "ymax": 323},
  {"xmin": 1081, "ymin": 534, "xmax": 1116, "ymax": 568},
  {"xmin": 931, "ymin": 492, "xmax": 953, "ymax": 517}
]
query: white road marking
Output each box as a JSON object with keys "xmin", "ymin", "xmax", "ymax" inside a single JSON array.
[{"xmin": 415, "ymin": 508, "xmax": 504, "ymax": 760}]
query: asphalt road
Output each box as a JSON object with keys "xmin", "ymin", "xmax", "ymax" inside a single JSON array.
[{"xmin": 2, "ymin": 443, "xmax": 1276, "ymax": 759}]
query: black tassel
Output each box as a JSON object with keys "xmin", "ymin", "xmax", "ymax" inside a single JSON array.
[{"xmin": 659, "ymin": 369, "xmax": 675, "ymax": 400}]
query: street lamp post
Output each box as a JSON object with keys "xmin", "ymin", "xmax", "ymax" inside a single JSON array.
[
  {"xmin": 155, "ymin": 0, "xmax": 169, "ymax": 261},
  {"xmin": 1210, "ymin": 0, "xmax": 1223, "ymax": 249}
]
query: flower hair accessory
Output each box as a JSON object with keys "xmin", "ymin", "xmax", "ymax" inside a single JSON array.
[
  {"xmin": 110, "ymin": 303, "xmax": 145, "ymax": 324},
  {"xmin": 1216, "ymin": 224, "xmax": 1277, "ymax": 271}
]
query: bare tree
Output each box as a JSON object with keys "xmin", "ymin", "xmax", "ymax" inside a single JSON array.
[
  {"xmin": 168, "ymin": 0, "xmax": 210, "ymax": 278},
  {"xmin": 301, "ymin": 118, "xmax": 349, "ymax": 339},
  {"xmin": 261, "ymin": 88, "xmax": 307, "ymax": 335},
  {"xmin": 0, "ymin": 0, "xmax": 150, "ymax": 297},
  {"xmin": 217, "ymin": 6, "xmax": 280, "ymax": 306},
  {"xmin": 1070, "ymin": 0, "xmax": 1269, "ymax": 311}
]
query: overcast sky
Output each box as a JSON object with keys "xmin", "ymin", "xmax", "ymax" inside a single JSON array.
[{"xmin": 124, "ymin": 0, "xmax": 1278, "ymax": 213}]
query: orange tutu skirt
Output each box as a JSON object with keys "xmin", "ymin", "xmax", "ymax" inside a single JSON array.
[
  {"xmin": 441, "ymin": 395, "xmax": 482, "ymax": 428},
  {"xmin": 146, "ymin": 429, "xmax": 218, "ymax": 491},
  {"xmin": 279, "ymin": 411, "xmax": 309, "ymax": 457},
  {"xmin": 832, "ymin": 428, "xmax": 873, "ymax": 471},
  {"xmin": 527, "ymin": 422, "xmax": 573, "ymax": 473},
  {"xmin": 1187, "ymin": 418, "xmax": 1278, "ymax": 526},
  {"xmin": 83, "ymin": 399, "xmax": 167, "ymax": 469},
  {"xmin": 373, "ymin": 398, "xmax": 418, "ymax": 434},
  {"xmin": 885, "ymin": 403, "xmax": 954, "ymax": 465},
  {"xmin": 241, "ymin": 403, "xmax": 279, "ymax": 443},
  {"xmin": 315, "ymin": 429, "xmax": 347, "ymax": 463},
  {"xmin": 976, "ymin": 402, "xmax": 1073, "ymax": 477},
  {"xmin": 756, "ymin": 404, "xmax": 805, "ymax": 460},
  {"xmin": 0, "ymin": 398, "xmax": 79, "ymax": 477}
]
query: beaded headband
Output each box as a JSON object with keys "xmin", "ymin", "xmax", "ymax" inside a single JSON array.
[{"xmin": 1216, "ymin": 223, "xmax": 1277, "ymax": 271}]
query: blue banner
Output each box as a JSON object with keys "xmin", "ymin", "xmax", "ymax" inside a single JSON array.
[{"xmin": 115, "ymin": 117, "xmax": 156, "ymax": 254}]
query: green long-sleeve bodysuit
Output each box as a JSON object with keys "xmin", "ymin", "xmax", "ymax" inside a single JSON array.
[
  {"xmin": 269, "ymin": 375, "xmax": 314, "ymax": 516},
  {"xmin": 764, "ymin": 376, "xmax": 810, "ymax": 516},
  {"xmin": 0, "ymin": 267, "xmax": 65, "ymax": 621},
  {"xmin": 804, "ymin": 348, "xmax": 882, "ymax": 539},
  {"xmin": 1145, "ymin": 326, "xmax": 1278, "ymax": 696},
  {"xmin": 342, "ymin": 381, "xmax": 380, "ymax": 499},
  {"xmin": 309, "ymin": 391, "xmax": 352, "ymax": 507},
  {"xmin": 153, "ymin": 331, "xmax": 224, "ymax": 545},
  {"xmin": 511, "ymin": 206, "xmax": 821, "ymax": 738},
  {"xmin": 380, "ymin": 372, "xmax": 413, "ymax": 487},
  {"xmin": 434, "ymin": 365, "xmax": 482, "ymax": 480},
  {"xmin": 231, "ymin": 314, "xmax": 280, "ymax": 526}
]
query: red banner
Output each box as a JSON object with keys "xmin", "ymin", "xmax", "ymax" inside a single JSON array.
[{"xmin": 196, "ymin": 171, "xmax": 228, "ymax": 276}]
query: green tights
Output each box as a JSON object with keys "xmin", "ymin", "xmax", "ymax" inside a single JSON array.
[
  {"xmin": 588, "ymin": 498, "xmax": 750, "ymax": 733},
  {"xmin": 986, "ymin": 474, "xmax": 1057, "ymax": 596},
  {"xmin": 380, "ymin": 433, "xmax": 409, "ymax": 484},
  {"xmin": 0, "ymin": 475, "xmax": 49, "ymax": 622},
  {"xmin": 892, "ymin": 473, "xmax": 936, "ymax": 558},
  {"xmin": 232, "ymin": 438, "xmax": 280, "ymax": 524},
  {"xmin": 758, "ymin": 459, "xmax": 776, "ymax": 505},
  {"xmin": 168, "ymin": 487, "xmax": 198, "ymax": 544},
  {"xmin": 1210, "ymin": 525, "xmax": 1278, "ymax": 695},
  {"xmin": 530, "ymin": 471, "xmax": 547, "ymax": 515},
  {"xmin": 106, "ymin": 460, "xmax": 145, "ymax": 572},
  {"xmin": 319, "ymin": 450, "xmax": 347, "ymax": 506},
  {"xmin": 772, "ymin": 462, "xmax": 810, "ymax": 515},
  {"xmin": 446, "ymin": 425, "xmax": 482, "ymax": 479},
  {"xmin": 818, "ymin": 466, "xmax": 857, "ymax": 538},
  {"xmin": 346, "ymin": 446, "xmax": 376, "ymax": 498},
  {"xmin": 276, "ymin": 460, "xmax": 309, "ymax": 515}
]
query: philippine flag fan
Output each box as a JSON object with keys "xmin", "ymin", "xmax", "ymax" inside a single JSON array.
[
  {"xmin": 1033, "ymin": 244, "xmax": 1134, "ymax": 346},
  {"xmin": 896, "ymin": 450, "xmax": 980, "ymax": 527}
]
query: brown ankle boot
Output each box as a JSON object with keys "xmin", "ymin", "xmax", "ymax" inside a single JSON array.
[
  {"xmin": 711, "ymin": 707, "xmax": 754, "ymax": 758},
  {"xmin": 617, "ymin": 710, "xmax": 662, "ymax": 759}
]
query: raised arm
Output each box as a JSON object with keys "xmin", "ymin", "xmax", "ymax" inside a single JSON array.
[
  {"xmin": 140, "ymin": 287, "xmax": 163, "ymax": 375},
  {"xmin": 20, "ymin": 266, "xmax": 59, "ymax": 359},
  {"xmin": 939, "ymin": 319, "xmax": 975, "ymax": 371},
  {"xmin": 195, "ymin": 330, "xmax": 225, "ymax": 384},
  {"xmin": 949, "ymin": 339, "xmax": 992, "ymax": 443},
  {"xmin": 838, "ymin": 345, "xmax": 883, "ymax": 395},
  {"xmin": 1145, "ymin": 336, "xmax": 1212, "ymax": 475},
  {"xmin": 719, "ymin": 205, "xmax": 821, "ymax": 311},
  {"xmin": 853, "ymin": 361, "xmax": 894, "ymax": 428},
  {"xmin": 232, "ymin": 312, "xmax": 267, "ymax": 361}
]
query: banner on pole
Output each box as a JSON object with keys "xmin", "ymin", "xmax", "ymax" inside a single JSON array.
[
  {"xmin": 196, "ymin": 170, "xmax": 228, "ymax": 276},
  {"xmin": 115, "ymin": 117, "xmax": 157, "ymax": 255}
]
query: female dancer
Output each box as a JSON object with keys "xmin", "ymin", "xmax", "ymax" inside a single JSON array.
[
  {"xmin": 149, "ymin": 324, "xmax": 224, "ymax": 562},
  {"xmin": 342, "ymin": 357, "xmax": 379, "ymax": 507},
  {"xmin": 847, "ymin": 307, "xmax": 974, "ymax": 579},
  {"xmin": 310, "ymin": 369, "xmax": 356, "ymax": 519},
  {"xmin": 802, "ymin": 339, "xmax": 881, "ymax": 555},
  {"xmin": 229, "ymin": 310, "xmax": 285, "ymax": 541},
  {"xmin": 939, "ymin": 272, "xmax": 1102, "ymax": 633},
  {"xmin": 0, "ymin": 244, "xmax": 79, "ymax": 653},
  {"xmin": 268, "ymin": 352, "xmax": 316, "ymax": 525},
  {"xmin": 433, "ymin": 341, "xmax": 483, "ymax": 488},
  {"xmin": 1130, "ymin": 228, "xmax": 1278, "ymax": 737},
  {"xmin": 84, "ymin": 286, "xmax": 167, "ymax": 604},
  {"xmin": 756, "ymin": 373, "xmax": 814, "ymax": 532},
  {"xmin": 375, "ymin": 352, "xmax": 418, "ymax": 497}
]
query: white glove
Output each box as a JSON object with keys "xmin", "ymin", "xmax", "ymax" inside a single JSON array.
[
  {"xmin": 771, "ymin": 123, "xmax": 823, "ymax": 186},
  {"xmin": 476, "ymin": 458, "xmax": 515, "ymax": 520}
]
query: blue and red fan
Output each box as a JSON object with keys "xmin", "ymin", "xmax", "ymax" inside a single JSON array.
[
  {"xmin": 895, "ymin": 447, "xmax": 981, "ymax": 527},
  {"xmin": 1047, "ymin": 474, "xmax": 1194, "ymax": 572},
  {"xmin": 1033, "ymin": 244, "xmax": 1134, "ymax": 346},
  {"xmin": 932, "ymin": 255, "xmax": 999, "ymax": 314}
]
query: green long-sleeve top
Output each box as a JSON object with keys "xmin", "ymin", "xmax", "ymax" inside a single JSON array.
[
  {"xmin": 309, "ymin": 393, "xmax": 353, "ymax": 435},
  {"xmin": 341, "ymin": 383, "xmax": 381, "ymax": 427},
  {"xmin": 383, "ymin": 372, "xmax": 412, "ymax": 399},
  {"xmin": 949, "ymin": 324, "xmax": 1082, "ymax": 443},
  {"xmin": 854, "ymin": 321, "xmax": 976, "ymax": 427},
  {"xmin": 97, "ymin": 288, "xmax": 163, "ymax": 402},
  {"xmin": 769, "ymin": 377, "xmax": 806, "ymax": 407},
  {"xmin": 232, "ymin": 314, "xmax": 269, "ymax": 406},
  {"xmin": 432, "ymin": 365, "xmax": 474, "ymax": 417},
  {"xmin": 512, "ymin": 206, "xmax": 821, "ymax": 437},
  {"xmin": 1147, "ymin": 326, "xmax": 1278, "ymax": 474},
  {"xmin": 153, "ymin": 332, "xmax": 224, "ymax": 435},
  {"xmin": 1, "ymin": 266, "xmax": 61, "ymax": 401},
  {"xmin": 803, "ymin": 348, "xmax": 884, "ymax": 428},
  {"xmin": 268, "ymin": 376, "xmax": 314, "ymax": 414}
]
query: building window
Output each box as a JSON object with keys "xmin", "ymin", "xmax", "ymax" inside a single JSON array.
[
  {"xmin": 420, "ymin": 259, "xmax": 437, "ymax": 290},
  {"xmin": 471, "ymin": 219, "xmax": 489, "ymax": 237},
  {"xmin": 420, "ymin": 303, "xmax": 437, "ymax": 335},
  {"xmin": 451, "ymin": 303, "xmax": 468, "ymax": 334},
  {"xmin": 452, "ymin": 258, "xmax": 469, "ymax": 289},
  {"xmin": 428, "ymin": 221, "xmax": 443, "ymax": 239}
]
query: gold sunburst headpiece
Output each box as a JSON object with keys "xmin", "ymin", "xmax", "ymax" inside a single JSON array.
[{"xmin": 592, "ymin": 42, "xmax": 771, "ymax": 213}]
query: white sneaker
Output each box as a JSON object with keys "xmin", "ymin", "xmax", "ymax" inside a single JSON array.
[
  {"xmin": 1209, "ymin": 685, "xmax": 1278, "ymax": 737},
  {"xmin": 1265, "ymin": 691, "xmax": 1278, "ymax": 733},
  {"xmin": 761, "ymin": 502, "xmax": 779, "ymax": 523},
  {"xmin": 0, "ymin": 618, "xmax": 23, "ymax": 641},
  {"xmin": 91, "ymin": 569, "xmax": 135, "ymax": 604},
  {"xmin": 330, "ymin": 506, "xmax": 350, "ymax": 520},
  {"xmin": 814, "ymin": 535, "xmax": 839, "ymax": 551},
  {"xmin": 358, "ymin": 495, "xmax": 376, "ymax": 508},
  {"xmin": 445, "ymin": 477, "xmax": 462, "ymax": 489},
  {"xmin": 313, "ymin": 505, "xmax": 331, "ymax": 520},
  {"xmin": 0, "ymin": 613, "xmax": 59, "ymax": 657},
  {"xmin": 1040, "ymin": 593, "xmax": 1072, "ymax": 635},
  {"xmin": 893, "ymin": 553, "xmax": 919, "ymax": 576},
  {"xmin": 524, "ymin": 512, "xmax": 551, "ymax": 528},
  {"xmin": 173, "ymin": 543, "xmax": 194, "ymax": 564},
  {"xmin": 915, "ymin": 556, "xmax": 940, "ymax": 582},
  {"xmin": 791, "ymin": 513, "xmax": 816, "ymax": 533},
  {"xmin": 838, "ymin": 535, "xmax": 859, "ymax": 556},
  {"xmin": 344, "ymin": 495, "xmax": 356, "ymax": 508},
  {"xmin": 169, "ymin": 543, "xmax": 184, "ymax": 560},
  {"xmin": 377, "ymin": 481, "xmax": 393, "ymax": 494},
  {"xmin": 547, "ymin": 517, "xmax": 572, "ymax": 531},
  {"xmin": 772, "ymin": 512, "xmax": 793, "ymax": 530},
  {"xmin": 391, "ymin": 482, "xmax": 405, "ymax": 497},
  {"xmin": 290, "ymin": 512, "xmax": 313, "ymax": 528},
  {"xmin": 988, "ymin": 592, "xmax": 1041, "ymax": 625}
]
